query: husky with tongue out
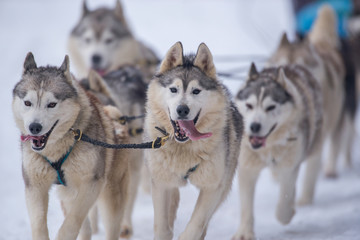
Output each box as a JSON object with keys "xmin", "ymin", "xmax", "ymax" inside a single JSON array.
[
  {"xmin": 144, "ymin": 42, "xmax": 243, "ymax": 240},
  {"xmin": 232, "ymin": 63, "xmax": 324, "ymax": 240},
  {"xmin": 12, "ymin": 53, "xmax": 130, "ymax": 240}
]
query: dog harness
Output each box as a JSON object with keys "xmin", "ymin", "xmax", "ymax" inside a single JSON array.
[
  {"xmin": 183, "ymin": 164, "xmax": 199, "ymax": 180},
  {"xmin": 42, "ymin": 142, "xmax": 76, "ymax": 186}
]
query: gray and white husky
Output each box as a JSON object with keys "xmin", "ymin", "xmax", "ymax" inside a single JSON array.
[
  {"xmin": 232, "ymin": 64, "xmax": 323, "ymax": 240},
  {"xmin": 267, "ymin": 5, "xmax": 348, "ymax": 179},
  {"xmin": 12, "ymin": 53, "xmax": 129, "ymax": 240},
  {"xmin": 144, "ymin": 42, "xmax": 243, "ymax": 240},
  {"xmin": 68, "ymin": 0, "xmax": 159, "ymax": 81}
]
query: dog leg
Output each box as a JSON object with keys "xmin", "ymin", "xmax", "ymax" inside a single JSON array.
[
  {"xmin": 276, "ymin": 167, "xmax": 299, "ymax": 225},
  {"xmin": 56, "ymin": 182, "xmax": 102, "ymax": 240},
  {"xmin": 168, "ymin": 188, "xmax": 180, "ymax": 232},
  {"xmin": 120, "ymin": 155, "xmax": 142, "ymax": 238},
  {"xmin": 232, "ymin": 165, "xmax": 262, "ymax": 240},
  {"xmin": 25, "ymin": 186, "xmax": 51, "ymax": 240},
  {"xmin": 324, "ymin": 121, "xmax": 343, "ymax": 178},
  {"xmin": 298, "ymin": 148, "xmax": 322, "ymax": 206},
  {"xmin": 78, "ymin": 217, "xmax": 92, "ymax": 240},
  {"xmin": 178, "ymin": 182, "xmax": 231, "ymax": 240},
  {"xmin": 152, "ymin": 182, "xmax": 174, "ymax": 240},
  {"xmin": 99, "ymin": 170, "xmax": 129, "ymax": 240},
  {"xmin": 88, "ymin": 205, "xmax": 99, "ymax": 234},
  {"xmin": 344, "ymin": 116, "xmax": 355, "ymax": 168}
]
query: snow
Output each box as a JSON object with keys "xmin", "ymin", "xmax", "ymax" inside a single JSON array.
[{"xmin": 0, "ymin": 0, "xmax": 359, "ymax": 239}]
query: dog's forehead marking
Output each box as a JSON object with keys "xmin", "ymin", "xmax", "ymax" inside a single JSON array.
[{"xmin": 258, "ymin": 87, "xmax": 265, "ymax": 103}]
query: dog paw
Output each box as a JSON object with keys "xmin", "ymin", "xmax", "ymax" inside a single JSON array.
[
  {"xmin": 120, "ymin": 225, "xmax": 133, "ymax": 239},
  {"xmin": 231, "ymin": 229, "xmax": 255, "ymax": 240},
  {"xmin": 276, "ymin": 207, "xmax": 295, "ymax": 225}
]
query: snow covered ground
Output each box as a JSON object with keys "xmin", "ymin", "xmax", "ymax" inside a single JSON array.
[{"xmin": 0, "ymin": 0, "xmax": 359, "ymax": 239}]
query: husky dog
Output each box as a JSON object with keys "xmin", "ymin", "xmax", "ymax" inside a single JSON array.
[
  {"xmin": 267, "ymin": 5, "xmax": 347, "ymax": 179},
  {"xmin": 68, "ymin": 0, "xmax": 159, "ymax": 81},
  {"xmin": 232, "ymin": 64, "xmax": 323, "ymax": 240},
  {"xmin": 80, "ymin": 66, "xmax": 147, "ymax": 238},
  {"xmin": 12, "ymin": 53, "xmax": 129, "ymax": 240},
  {"xmin": 144, "ymin": 42, "xmax": 242, "ymax": 240}
]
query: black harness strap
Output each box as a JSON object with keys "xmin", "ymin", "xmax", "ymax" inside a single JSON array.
[
  {"xmin": 119, "ymin": 114, "xmax": 145, "ymax": 125},
  {"xmin": 71, "ymin": 128, "xmax": 168, "ymax": 149}
]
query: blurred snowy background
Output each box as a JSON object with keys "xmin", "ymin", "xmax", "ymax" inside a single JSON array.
[{"xmin": 0, "ymin": 0, "xmax": 359, "ymax": 239}]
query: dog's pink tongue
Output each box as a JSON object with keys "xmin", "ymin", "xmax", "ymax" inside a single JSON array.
[
  {"xmin": 177, "ymin": 120, "xmax": 212, "ymax": 141},
  {"xmin": 21, "ymin": 135, "xmax": 40, "ymax": 142},
  {"xmin": 95, "ymin": 69, "xmax": 107, "ymax": 76}
]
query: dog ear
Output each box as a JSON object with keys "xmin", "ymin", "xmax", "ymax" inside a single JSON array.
[
  {"xmin": 114, "ymin": 0, "xmax": 127, "ymax": 25},
  {"xmin": 159, "ymin": 41, "xmax": 184, "ymax": 73},
  {"xmin": 88, "ymin": 69, "xmax": 111, "ymax": 96},
  {"xmin": 59, "ymin": 55, "xmax": 73, "ymax": 83},
  {"xmin": 277, "ymin": 68, "xmax": 297, "ymax": 95},
  {"xmin": 82, "ymin": 0, "xmax": 89, "ymax": 17},
  {"xmin": 23, "ymin": 52, "xmax": 37, "ymax": 74},
  {"xmin": 247, "ymin": 62, "xmax": 258, "ymax": 82},
  {"xmin": 193, "ymin": 43, "xmax": 216, "ymax": 79},
  {"xmin": 279, "ymin": 32, "xmax": 290, "ymax": 48}
]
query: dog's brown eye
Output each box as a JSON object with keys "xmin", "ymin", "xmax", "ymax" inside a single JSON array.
[
  {"xmin": 266, "ymin": 105, "xmax": 276, "ymax": 112},
  {"xmin": 170, "ymin": 87, "xmax": 177, "ymax": 93},
  {"xmin": 24, "ymin": 101, "xmax": 31, "ymax": 107},
  {"xmin": 246, "ymin": 103, "xmax": 253, "ymax": 110},
  {"xmin": 47, "ymin": 102, "xmax": 57, "ymax": 108},
  {"xmin": 192, "ymin": 89, "xmax": 201, "ymax": 95}
]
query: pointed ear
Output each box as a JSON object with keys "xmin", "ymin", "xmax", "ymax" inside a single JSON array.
[
  {"xmin": 114, "ymin": 0, "xmax": 127, "ymax": 25},
  {"xmin": 88, "ymin": 70, "xmax": 111, "ymax": 96},
  {"xmin": 82, "ymin": 0, "xmax": 89, "ymax": 17},
  {"xmin": 248, "ymin": 62, "xmax": 258, "ymax": 79},
  {"xmin": 277, "ymin": 68, "xmax": 296, "ymax": 95},
  {"xmin": 23, "ymin": 52, "xmax": 37, "ymax": 74},
  {"xmin": 159, "ymin": 41, "xmax": 184, "ymax": 74},
  {"xmin": 279, "ymin": 32, "xmax": 290, "ymax": 48},
  {"xmin": 59, "ymin": 55, "xmax": 72, "ymax": 83},
  {"xmin": 193, "ymin": 43, "xmax": 216, "ymax": 79},
  {"xmin": 246, "ymin": 62, "xmax": 258, "ymax": 83}
]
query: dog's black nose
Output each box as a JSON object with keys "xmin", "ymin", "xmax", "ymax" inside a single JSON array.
[
  {"xmin": 176, "ymin": 105, "xmax": 190, "ymax": 118},
  {"xmin": 92, "ymin": 54, "xmax": 102, "ymax": 65},
  {"xmin": 29, "ymin": 123, "xmax": 42, "ymax": 135},
  {"xmin": 250, "ymin": 122, "xmax": 261, "ymax": 133}
]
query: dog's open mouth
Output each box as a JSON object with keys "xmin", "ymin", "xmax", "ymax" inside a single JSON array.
[
  {"xmin": 93, "ymin": 67, "xmax": 108, "ymax": 77},
  {"xmin": 249, "ymin": 123, "xmax": 277, "ymax": 149},
  {"xmin": 21, "ymin": 120, "xmax": 59, "ymax": 151},
  {"xmin": 171, "ymin": 111, "xmax": 212, "ymax": 142}
]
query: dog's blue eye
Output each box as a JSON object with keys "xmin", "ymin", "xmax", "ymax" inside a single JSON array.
[
  {"xmin": 170, "ymin": 87, "xmax": 177, "ymax": 93},
  {"xmin": 246, "ymin": 103, "xmax": 253, "ymax": 110},
  {"xmin": 84, "ymin": 38, "xmax": 91, "ymax": 44},
  {"xmin": 24, "ymin": 101, "xmax": 31, "ymax": 107},
  {"xmin": 192, "ymin": 89, "xmax": 201, "ymax": 95},
  {"xmin": 266, "ymin": 105, "xmax": 276, "ymax": 112},
  {"xmin": 47, "ymin": 102, "xmax": 57, "ymax": 108}
]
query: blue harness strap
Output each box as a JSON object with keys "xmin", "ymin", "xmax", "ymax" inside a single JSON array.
[
  {"xmin": 183, "ymin": 164, "xmax": 199, "ymax": 180},
  {"xmin": 43, "ymin": 142, "xmax": 75, "ymax": 186}
]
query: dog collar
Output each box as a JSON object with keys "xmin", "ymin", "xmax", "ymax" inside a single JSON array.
[{"xmin": 42, "ymin": 141, "xmax": 76, "ymax": 186}]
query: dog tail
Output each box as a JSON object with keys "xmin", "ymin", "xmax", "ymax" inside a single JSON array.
[{"xmin": 308, "ymin": 4, "xmax": 339, "ymax": 49}]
